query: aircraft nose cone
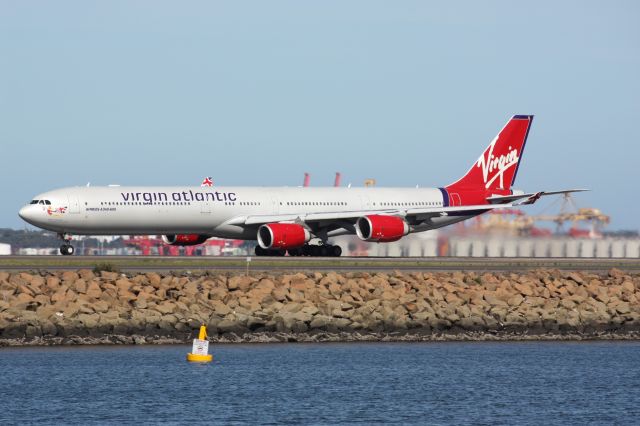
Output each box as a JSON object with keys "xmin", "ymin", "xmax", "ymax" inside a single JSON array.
[{"xmin": 18, "ymin": 205, "xmax": 36, "ymax": 224}]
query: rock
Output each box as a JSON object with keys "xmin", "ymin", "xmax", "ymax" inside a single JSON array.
[
  {"xmin": 483, "ymin": 294, "xmax": 508, "ymax": 307},
  {"xmin": 133, "ymin": 298, "xmax": 148, "ymax": 309},
  {"xmin": 444, "ymin": 293, "xmax": 464, "ymax": 306},
  {"xmin": 208, "ymin": 287, "xmax": 227, "ymax": 301},
  {"xmin": 309, "ymin": 315, "xmax": 333, "ymax": 329},
  {"xmin": 25, "ymin": 325, "xmax": 42, "ymax": 339},
  {"xmin": 115, "ymin": 279, "xmax": 132, "ymax": 293},
  {"xmin": 63, "ymin": 302, "xmax": 80, "ymax": 318},
  {"xmin": 458, "ymin": 316, "xmax": 485, "ymax": 331},
  {"xmin": 609, "ymin": 268, "xmax": 625, "ymax": 279},
  {"xmin": 100, "ymin": 271, "xmax": 119, "ymax": 281},
  {"xmin": 615, "ymin": 302, "xmax": 631, "ymax": 315},
  {"xmin": 287, "ymin": 289, "xmax": 305, "ymax": 303},
  {"xmin": 155, "ymin": 302, "xmax": 176, "ymax": 315},
  {"xmin": 228, "ymin": 276, "xmax": 255, "ymax": 292},
  {"xmin": 72, "ymin": 279, "xmax": 87, "ymax": 294},
  {"xmin": 404, "ymin": 302, "xmax": 418, "ymax": 313},
  {"xmin": 210, "ymin": 300, "xmax": 231, "ymax": 316},
  {"xmin": 77, "ymin": 314, "xmax": 99, "ymax": 329},
  {"xmin": 92, "ymin": 300, "xmax": 110, "ymax": 313},
  {"xmin": 445, "ymin": 313, "xmax": 460, "ymax": 323},
  {"xmin": 2, "ymin": 322, "xmax": 27, "ymax": 338},
  {"xmin": 216, "ymin": 319, "xmax": 247, "ymax": 334},
  {"xmin": 61, "ymin": 271, "xmax": 80, "ymax": 283},
  {"xmin": 595, "ymin": 291, "xmax": 609, "ymax": 304},
  {"xmin": 4, "ymin": 269, "xmax": 640, "ymax": 343},
  {"xmin": 507, "ymin": 294, "xmax": 524, "ymax": 307},
  {"xmin": 255, "ymin": 279, "xmax": 276, "ymax": 292},
  {"xmin": 17, "ymin": 283, "xmax": 35, "ymax": 296},
  {"xmin": 514, "ymin": 282, "xmax": 534, "ymax": 296},
  {"xmin": 622, "ymin": 281, "xmax": 635, "ymax": 293},
  {"xmin": 15, "ymin": 293, "xmax": 35, "ymax": 304},
  {"xmin": 566, "ymin": 272, "xmax": 584, "ymax": 285},
  {"xmin": 51, "ymin": 289, "xmax": 68, "ymax": 303},
  {"xmin": 246, "ymin": 316, "xmax": 266, "ymax": 331},
  {"xmin": 332, "ymin": 308, "xmax": 352, "ymax": 319},
  {"xmin": 183, "ymin": 281, "xmax": 200, "ymax": 296},
  {"xmin": 271, "ymin": 287, "xmax": 288, "ymax": 302},
  {"xmin": 86, "ymin": 282, "xmax": 102, "ymax": 299},
  {"xmin": 560, "ymin": 299, "xmax": 575, "ymax": 310},
  {"xmin": 78, "ymin": 269, "xmax": 95, "ymax": 280},
  {"xmin": 328, "ymin": 282, "xmax": 342, "ymax": 296},
  {"xmin": 41, "ymin": 320, "xmax": 57, "ymax": 336},
  {"xmin": 301, "ymin": 305, "xmax": 319, "ymax": 316},
  {"xmin": 46, "ymin": 276, "xmax": 60, "ymax": 291},
  {"xmin": 431, "ymin": 289, "xmax": 444, "ymax": 302}
]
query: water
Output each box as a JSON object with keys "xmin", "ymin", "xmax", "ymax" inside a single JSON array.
[{"xmin": 1, "ymin": 342, "xmax": 639, "ymax": 425}]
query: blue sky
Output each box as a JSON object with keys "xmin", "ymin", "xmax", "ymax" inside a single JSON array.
[{"xmin": 1, "ymin": 1, "xmax": 638, "ymax": 230}]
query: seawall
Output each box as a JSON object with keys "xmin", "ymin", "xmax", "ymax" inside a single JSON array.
[{"xmin": 1, "ymin": 269, "xmax": 639, "ymax": 345}]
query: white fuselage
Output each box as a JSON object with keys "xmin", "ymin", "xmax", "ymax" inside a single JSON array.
[{"xmin": 18, "ymin": 185, "xmax": 460, "ymax": 239}]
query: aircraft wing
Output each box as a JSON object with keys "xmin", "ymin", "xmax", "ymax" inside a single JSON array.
[
  {"xmin": 486, "ymin": 189, "xmax": 589, "ymax": 205},
  {"xmin": 225, "ymin": 203, "xmax": 515, "ymax": 227}
]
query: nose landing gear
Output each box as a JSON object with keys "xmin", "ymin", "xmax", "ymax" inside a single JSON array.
[{"xmin": 58, "ymin": 233, "xmax": 75, "ymax": 256}]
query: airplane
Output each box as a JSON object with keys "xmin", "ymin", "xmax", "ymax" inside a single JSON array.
[{"xmin": 18, "ymin": 115, "xmax": 586, "ymax": 257}]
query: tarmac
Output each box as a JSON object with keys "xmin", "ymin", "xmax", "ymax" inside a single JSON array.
[{"xmin": 0, "ymin": 256, "xmax": 639, "ymax": 273}]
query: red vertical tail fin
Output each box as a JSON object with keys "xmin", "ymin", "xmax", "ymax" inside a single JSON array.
[{"xmin": 446, "ymin": 115, "xmax": 533, "ymax": 192}]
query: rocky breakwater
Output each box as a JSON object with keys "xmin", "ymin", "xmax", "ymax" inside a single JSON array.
[{"xmin": 1, "ymin": 268, "xmax": 640, "ymax": 345}]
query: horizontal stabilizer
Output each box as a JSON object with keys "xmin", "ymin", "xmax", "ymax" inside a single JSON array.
[{"xmin": 486, "ymin": 189, "xmax": 589, "ymax": 205}]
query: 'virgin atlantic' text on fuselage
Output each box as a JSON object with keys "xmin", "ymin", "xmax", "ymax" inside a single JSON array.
[{"xmin": 120, "ymin": 190, "xmax": 237, "ymax": 203}]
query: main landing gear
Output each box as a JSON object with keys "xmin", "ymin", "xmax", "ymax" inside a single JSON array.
[
  {"xmin": 58, "ymin": 233, "xmax": 75, "ymax": 256},
  {"xmin": 255, "ymin": 244, "xmax": 342, "ymax": 257}
]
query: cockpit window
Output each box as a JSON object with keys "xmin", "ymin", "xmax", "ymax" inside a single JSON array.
[
  {"xmin": 44, "ymin": 200, "xmax": 51, "ymax": 205},
  {"xmin": 30, "ymin": 200, "xmax": 39, "ymax": 204},
  {"xmin": 39, "ymin": 200, "xmax": 45, "ymax": 205}
]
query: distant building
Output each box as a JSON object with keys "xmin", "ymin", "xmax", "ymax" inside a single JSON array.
[{"xmin": 0, "ymin": 243, "xmax": 11, "ymax": 255}]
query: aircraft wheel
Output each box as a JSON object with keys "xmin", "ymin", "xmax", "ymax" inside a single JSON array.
[
  {"xmin": 60, "ymin": 244, "xmax": 74, "ymax": 256},
  {"xmin": 331, "ymin": 245, "xmax": 342, "ymax": 257},
  {"xmin": 288, "ymin": 248, "xmax": 302, "ymax": 257},
  {"xmin": 255, "ymin": 246, "xmax": 266, "ymax": 256}
]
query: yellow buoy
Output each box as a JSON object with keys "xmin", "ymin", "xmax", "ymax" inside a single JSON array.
[{"xmin": 186, "ymin": 324, "xmax": 213, "ymax": 363}]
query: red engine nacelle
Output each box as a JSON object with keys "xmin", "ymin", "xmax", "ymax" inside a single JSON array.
[
  {"xmin": 162, "ymin": 234, "xmax": 210, "ymax": 246},
  {"xmin": 355, "ymin": 215, "xmax": 409, "ymax": 243},
  {"xmin": 257, "ymin": 223, "xmax": 311, "ymax": 250}
]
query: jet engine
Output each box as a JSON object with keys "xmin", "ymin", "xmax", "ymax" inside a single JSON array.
[
  {"xmin": 162, "ymin": 234, "xmax": 210, "ymax": 246},
  {"xmin": 257, "ymin": 223, "xmax": 311, "ymax": 250},
  {"xmin": 355, "ymin": 215, "xmax": 409, "ymax": 242}
]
